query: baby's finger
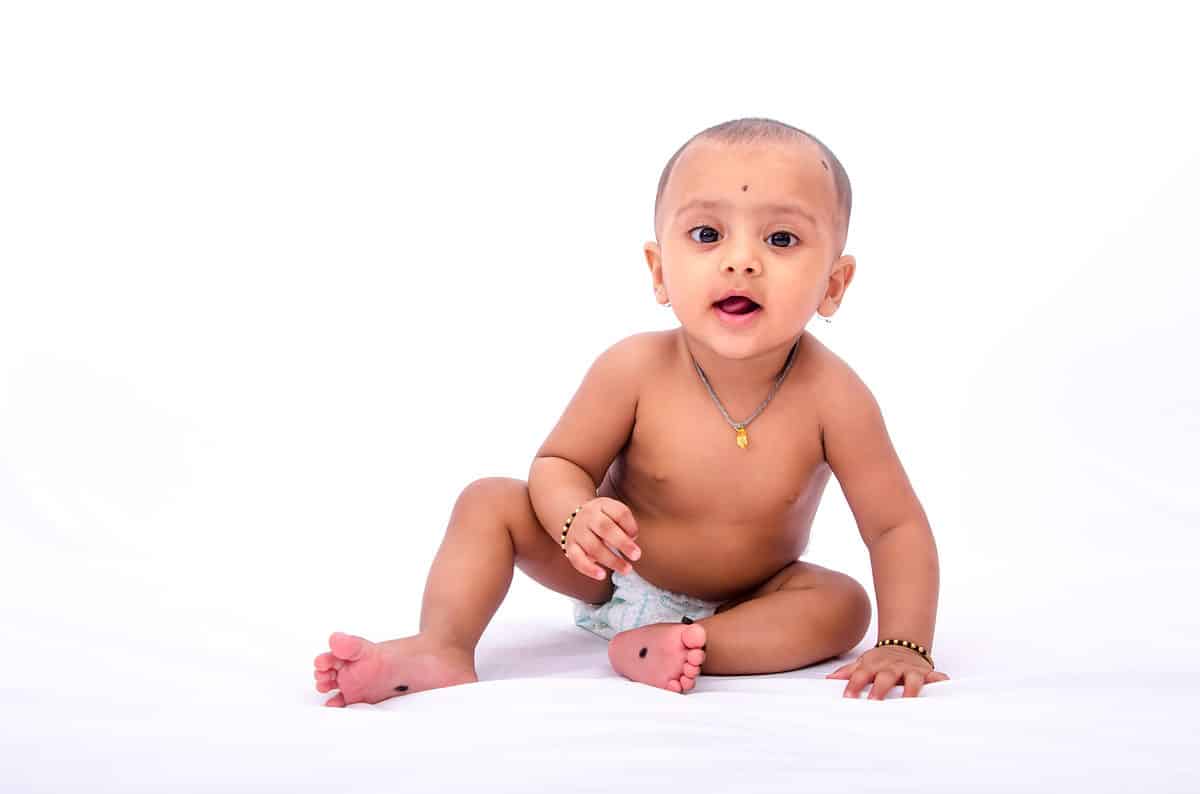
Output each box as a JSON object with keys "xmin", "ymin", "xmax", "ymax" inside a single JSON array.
[
  {"xmin": 565, "ymin": 541, "xmax": 607, "ymax": 581},
  {"xmin": 594, "ymin": 514, "xmax": 641, "ymax": 562},
  {"xmin": 902, "ymin": 670, "xmax": 925, "ymax": 698},
  {"xmin": 825, "ymin": 662, "xmax": 855, "ymax": 680},
  {"xmin": 579, "ymin": 526, "xmax": 631, "ymax": 576},
  {"xmin": 926, "ymin": 671, "xmax": 951, "ymax": 683},
  {"xmin": 868, "ymin": 670, "xmax": 900, "ymax": 700},
  {"xmin": 599, "ymin": 499, "xmax": 639, "ymax": 540},
  {"xmin": 843, "ymin": 669, "xmax": 874, "ymax": 698}
]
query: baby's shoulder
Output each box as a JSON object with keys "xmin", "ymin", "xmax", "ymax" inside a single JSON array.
[
  {"xmin": 800, "ymin": 335, "xmax": 883, "ymax": 436},
  {"xmin": 801, "ymin": 334, "xmax": 863, "ymax": 391},
  {"xmin": 798, "ymin": 332, "xmax": 847, "ymax": 383},
  {"xmin": 600, "ymin": 330, "xmax": 674, "ymax": 371},
  {"xmin": 582, "ymin": 332, "xmax": 670, "ymax": 403}
]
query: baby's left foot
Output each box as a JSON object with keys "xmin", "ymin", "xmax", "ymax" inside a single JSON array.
[{"xmin": 608, "ymin": 621, "xmax": 707, "ymax": 693}]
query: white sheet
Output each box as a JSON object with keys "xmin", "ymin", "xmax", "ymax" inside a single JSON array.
[{"xmin": 3, "ymin": 546, "xmax": 1196, "ymax": 792}]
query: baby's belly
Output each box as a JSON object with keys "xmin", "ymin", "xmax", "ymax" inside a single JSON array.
[
  {"xmin": 595, "ymin": 445, "xmax": 831, "ymax": 602},
  {"xmin": 598, "ymin": 473, "xmax": 815, "ymax": 603},
  {"xmin": 627, "ymin": 518, "xmax": 808, "ymax": 603}
]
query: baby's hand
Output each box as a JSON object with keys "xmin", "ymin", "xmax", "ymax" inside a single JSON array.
[
  {"xmin": 826, "ymin": 645, "xmax": 950, "ymax": 699},
  {"xmin": 563, "ymin": 497, "xmax": 641, "ymax": 581}
]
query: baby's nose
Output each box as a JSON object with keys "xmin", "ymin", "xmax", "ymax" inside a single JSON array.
[
  {"xmin": 721, "ymin": 241, "xmax": 761, "ymax": 274},
  {"xmin": 724, "ymin": 259, "xmax": 760, "ymax": 274}
]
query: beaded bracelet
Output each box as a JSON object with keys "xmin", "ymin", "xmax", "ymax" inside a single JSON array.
[
  {"xmin": 560, "ymin": 505, "xmax": 583, "ymax": 553},
  {"xmin": 875, "ymin": 638, "xmax": 934, "ymax": 669}
]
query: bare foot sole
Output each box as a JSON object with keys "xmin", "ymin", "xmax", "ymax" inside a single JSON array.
[
  {"xmin": 313, "ymin": 631, "xmax": 479, "ymax": 707},
  {"xmin": 608, "ymin": 621, "xmax": 707, "ymax": 693}
]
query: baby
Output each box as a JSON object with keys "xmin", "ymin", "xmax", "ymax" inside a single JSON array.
[{"xmin": 313, "ymin": 117, "xmax": 950, "ymax": 704}]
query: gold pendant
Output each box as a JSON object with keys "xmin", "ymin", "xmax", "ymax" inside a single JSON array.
[{"xmin": 735, "ymin": 425, "xmax": 749, "ymax": 449}]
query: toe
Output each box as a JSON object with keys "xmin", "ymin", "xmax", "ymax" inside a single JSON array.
[
  {"xmin": 314, "ymin": 652, "xmax": 336, "ymax": 671},
  {"xmin": 686, "ymin": 649, "xmax": 705, "ymax": 666},
  {"xmin": 680, "ymin": 676, "xmax": 695, "ymax": 692},
  {"xmin": 324, "ymin": 692, "xmax": 346, "ymax": 707},
  {"xmin": 681, "ymin": 625, "xmax": 706, "ymax": 648},
  {"xmin": 329, "ymin": 631, "xmax": 370, "ymax": 662},
  {"xmin": 316, "ymin": 679, "xmax": 335, "ymax": 693},
  {"xmin": 682, "ymin": 662, "xmax": 700, "ymax": 677},
  {"xmin": 315, "ymin": 669, "xmax": 336, "ymax": 683},
  {"xmin": 667, "ymin": 679, "xmax": 682, "ymax": 693}
]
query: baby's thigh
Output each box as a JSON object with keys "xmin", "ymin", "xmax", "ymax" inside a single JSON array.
[{"xmin": 480, "ymin": 477, "xmax": 616, "ymax": 606}]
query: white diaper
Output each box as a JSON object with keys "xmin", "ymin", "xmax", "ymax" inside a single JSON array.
[{"xmin": 572, "ymin": 566, "xmax": 724, "ymax": 641}]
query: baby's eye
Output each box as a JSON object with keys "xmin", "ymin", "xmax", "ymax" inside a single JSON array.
[
  {"xmin": 768, "ymin": 231, "xmax": 801, "ymax": 248},
  {"xmin": 688, "ymin": 226, "xmax": 720, "ymax": 244}
]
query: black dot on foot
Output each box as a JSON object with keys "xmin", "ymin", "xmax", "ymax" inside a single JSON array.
[
  {"xmin": 681, "ymin": 616, "xmax": 694, "ymax": 624},
  {"xmin": 741, "ymin": 184, "xmax": 749, "ymax": 191},
  {"xmin": 394, "ymin": 684, "xmax": 409, "ymax": 692},
  {"xmin": 639, "ymin": 647, "xmax": 648, "ymax": 658},
  {"xmin": 821, "ymin": 160, "xmax": 829, "ymax": 171}
]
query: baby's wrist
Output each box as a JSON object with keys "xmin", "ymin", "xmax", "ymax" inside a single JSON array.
[
  {"xmin": 560, "ymin": 504, "xmax": 583, "ymax": 553},
  {"xmin": 874, "ymin": 638, "xmax": 934, "ymax": 669}
]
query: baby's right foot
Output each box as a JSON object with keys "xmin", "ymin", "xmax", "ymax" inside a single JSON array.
[
  {"xmin": 608, "ymin": 621, "xmax": 707, "ymax": 693},
  {"xmin": 312, "ymin": 631, "xmax": 478, "ymax": 707}
]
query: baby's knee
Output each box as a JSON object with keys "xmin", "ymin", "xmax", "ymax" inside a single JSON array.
[
  {"xmin": 457, "ymin": 476, "xmax": 525, "ymax": 505},
  {"xmin": 454, "ymin": 477, "xmax": 531, "ymax": 524},
  {"xmin": 836, "ymin": 577, "xmax": 872, "ymax": 647}
]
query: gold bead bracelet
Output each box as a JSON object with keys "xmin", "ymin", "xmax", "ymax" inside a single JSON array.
[
  {"xmin": 875, "ymin": 638, "xmax": 934, "ymax": 669},
  {"xmin": 560, "ymin": 505, "xmax": 582, "ymax": 553}
]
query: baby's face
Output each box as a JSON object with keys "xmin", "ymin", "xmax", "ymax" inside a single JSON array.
[{"xmin": 645, "ymin": 138, "xmax": 854, "ymax": 358}]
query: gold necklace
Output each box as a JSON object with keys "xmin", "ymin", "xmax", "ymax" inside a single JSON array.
[{"xmin": 688, "ymin": 336, "xmax": 801, "ymax": 449}]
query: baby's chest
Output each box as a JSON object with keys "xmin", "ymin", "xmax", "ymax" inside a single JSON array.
[{"xmin": 624, "ymin": 388, "xmax": 825, "ymax": 514}]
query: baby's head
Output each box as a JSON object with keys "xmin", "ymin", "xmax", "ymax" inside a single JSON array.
[{"xmin": 645, "ymin": 118, "xmax": 856, "ymax": 353}]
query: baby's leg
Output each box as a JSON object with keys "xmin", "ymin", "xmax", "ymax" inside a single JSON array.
[
  {"xmin": 312, "ymin": 477, "xmax": 614, "ymax": 707},
  {"xmin": 689, "ymin": 560, "xmax": 872, "ymax": 676}
]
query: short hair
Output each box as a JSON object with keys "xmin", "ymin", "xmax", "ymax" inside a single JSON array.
[{"xmin": 653, "ymin": 117, "xmax": 853, "ymax": 256}]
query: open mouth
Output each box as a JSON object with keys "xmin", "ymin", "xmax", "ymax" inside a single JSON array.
[{"xmin": 713, "ymin": 296, "xmax": 761, "ymax": 315}]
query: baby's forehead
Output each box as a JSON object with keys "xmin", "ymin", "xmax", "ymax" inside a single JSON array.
[
  {"xmin": 674, "ymin": 138, "xmax": 830, "ymax": 190},
  {"xmin": 662, "ymin": 138, "xmax": 837, "ymax": 221}
]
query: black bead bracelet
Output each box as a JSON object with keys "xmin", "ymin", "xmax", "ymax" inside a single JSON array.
[
  {"xmin": 875, "ymin": 638, "xmax": 934, "ymax": 669},
  {"xmin": 560, "ymin": 505, "xmax": 582, "ymax": 553}
]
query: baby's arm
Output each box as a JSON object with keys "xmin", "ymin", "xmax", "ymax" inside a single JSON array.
[
  {"xmin": 819, "ymin": 360, "xmax": 946, "ymax": 696},
  {"xmin": 528, "ymin": 334, "xmax": 649, "ymax": 566}
]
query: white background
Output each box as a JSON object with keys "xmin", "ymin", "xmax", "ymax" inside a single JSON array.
[{"xmin": 2, "ymin": 2, "xmax": 1198, "ymax": 791}]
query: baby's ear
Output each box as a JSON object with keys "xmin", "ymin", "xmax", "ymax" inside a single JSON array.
[
  {"xmin": 830, "ymin": 254, "xmax": 856, "ymax": 297},
  {"xmin": 643, "ymin": 241, "xmax": 661, "ymax": 274}
]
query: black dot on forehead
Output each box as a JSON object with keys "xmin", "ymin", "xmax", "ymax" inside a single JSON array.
[{"xmin": 741, "ymin": 184, "xmax": 748, "ymax": 191}]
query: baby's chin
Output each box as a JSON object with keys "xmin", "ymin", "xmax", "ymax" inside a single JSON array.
[{"xmin": 681, "ymin": 320, "xmax": 798, "ymax": 355}]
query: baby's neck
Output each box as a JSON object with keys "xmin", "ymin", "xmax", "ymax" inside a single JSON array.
[{"xmin": 676, "ymin": 329, "xmax": 803, "ymax": 399}]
